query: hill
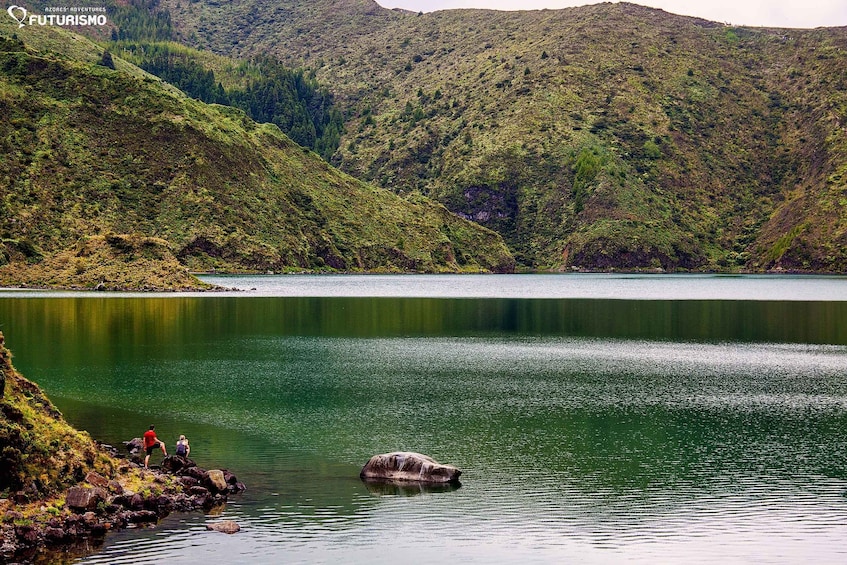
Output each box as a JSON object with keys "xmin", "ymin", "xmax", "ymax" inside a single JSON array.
[
  {"xmin": 0, "ymin": 20, "xmax": 514, "ymax": 289},
  {"xmin": 149, "ymin": 0, "xmax": 847, "ymax": 272}
]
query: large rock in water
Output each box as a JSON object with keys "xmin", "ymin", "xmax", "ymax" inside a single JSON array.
[{"xmin": 360, "ymin": 452, "xmax": 462, "ymax": 484}]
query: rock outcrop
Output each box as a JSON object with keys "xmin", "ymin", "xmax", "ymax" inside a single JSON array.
[
  {"xmin": 360, "ymin": 452, "xmax": 462, "ymax": 484},
  {"xmin": 1, "ymin": 455, "xmax": 246, "ymax": 561}
]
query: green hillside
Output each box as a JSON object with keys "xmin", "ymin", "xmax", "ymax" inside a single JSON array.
[
  {"xmin": 0, "ymin": 20, "xmax": 514, "ymax": 289},
  {"xmin": 149, "ymin": 0, "xmax": 847, "ymax": 272}
]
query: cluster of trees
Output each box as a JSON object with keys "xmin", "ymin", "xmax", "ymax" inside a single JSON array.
[
  {"xmin": 108, "ymin": 0, "xmax": 173, "ymax": 42},
  {"xmin": 227, "ymin": 57, "xmax": 344, "ymax": 160},
  {"xmin": 105, "ymin": 1, "xmax": 342, "ymax": 160},
  {"xmin": 119, "ymin": 44, "xmax": 344, "ymax": 160}
]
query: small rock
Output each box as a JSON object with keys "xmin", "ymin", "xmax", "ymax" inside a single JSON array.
[
  {"xmin": 189, "ymin": 486, "xmax": 210, "ymax": 497},
  {"xmin": 222, "ymin": 470, "xmax": 238, "ymax": 485},
  {"xmin": 127, "ymin": 510, "xmax": 158, "ymax": 524},
  {"xmin": 85, "ymin": 472, "xmax": 109, "ymax": 489},
  {"xmin": 206, "ymin": 520, "xmax": 240, "ymax": 534},
  {"xmin": 82, "ymin": 512, "xmax": 98, "ymax": 526},
  {"xmin": 44, "ymin": 527, "xmax": 67, "ymax": 544}
]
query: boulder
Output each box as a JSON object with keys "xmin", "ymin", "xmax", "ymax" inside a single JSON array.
[
  {"xmin": 123, "ymin": 437, "xmax": 143, "ymax": 455},
  {"xmin": 181, "ymin": 466, "xmax": 207, "ymax": 481},
  {"xmin": 85, "ymin": 471, "xmax": 109, "ymax": 489},
  {"xmin": 162, "ymin": 455, "xmax": 195, "ymax": 473},
  {"xmin": 206, "ymin": 520, "xmax": 240, "ymax": 534},
  {"xmin": 189, "ymin": 486, "xmax": 210, "ymax": 497},
  {"xmin": 204, "ymin": 470, "xmax": 228, "ymax": 493},
  {"xmin": 14, "ymin": 524, "xmax": 38, "ymax": 544},
  {"xmin": 360, "ymin": 452, "xmax": 462, "ymax": 484},
  {"xmin": 43, "ymin": 527, "xmax": 67, "ymax": 544},
  {"xmin": 128, "ymin": 493, "xmax": 144, "ymax": 510},
  {"xmin": 65, "ymin": 486, "xmax": 107, "ymax": 512},
  {"xmin": 179, "ymin": 476, "xmax": 200, "ymax": 488},
  {"xmin": 155, "ymin": 495, "xmax": 174, "ymax": 515}
]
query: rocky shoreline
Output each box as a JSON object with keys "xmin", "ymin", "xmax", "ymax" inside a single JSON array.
[{"xmin": 0, "ymin": 443, "xmax": 245, "ymax": 563}]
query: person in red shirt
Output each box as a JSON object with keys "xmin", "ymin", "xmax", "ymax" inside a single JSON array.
[{"xmin": 143, "ymin": 425, "xmax": 167, "ymax": 468}]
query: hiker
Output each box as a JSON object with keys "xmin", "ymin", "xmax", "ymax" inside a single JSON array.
[
  {"xmin": 143, "ymin": 425, "xmax": 167, "ymax": 468},
  {"xmin": 175, "ymin": 434, "xmax": 191, "ymax": 457}
]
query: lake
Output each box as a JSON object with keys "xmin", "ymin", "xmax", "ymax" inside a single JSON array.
[{"xmin": 1, "ymin": 273, "xmax": 847, "ymax": 564}]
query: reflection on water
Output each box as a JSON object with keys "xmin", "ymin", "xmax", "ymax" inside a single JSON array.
[
  {"xmin": 361, "ymin": 479, "xmax": 463, "ymax": 497},
  {"xmin": 2, "ymin": 295, "xmax": 847, "ymax": 347},
  {"xmin": 1, "ymin": 276, "xmax": 847, "ymax": 563}
]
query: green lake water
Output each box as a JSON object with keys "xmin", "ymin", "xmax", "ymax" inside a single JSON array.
[{"xmin": 1, "ymin": 274, "xmax": 847, "ymax": 563}]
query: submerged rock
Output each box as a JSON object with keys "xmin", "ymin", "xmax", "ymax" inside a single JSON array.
[
  {"xmin": 206, "ymin": 520, "xmax": 240, "ymax": 534},
  {"xmin": 360, "ymin": 452, "xmax": 462, "ymax": 484}
]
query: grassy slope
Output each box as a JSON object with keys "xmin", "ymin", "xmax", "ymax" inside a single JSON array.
[
  {"xmin": 159, "ymin": 0, "xmax": 847, "ymax": 272},
  {"xmin": 0, "ymin": 333, "xmax": 114, "ymax": 498},
  {"xmin": 0, "ymin": 20, "xmax": 514, "ymax": 289},
  {"xmin": 0, "ymin": 234, "xmax": 211, "ymax": 290}
]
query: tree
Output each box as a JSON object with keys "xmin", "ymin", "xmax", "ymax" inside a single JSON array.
[{"xmin": 99, "ymin": 50, "xmax": 115, "ymax": 70}]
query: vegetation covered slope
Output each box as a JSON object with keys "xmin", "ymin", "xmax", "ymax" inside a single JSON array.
[
  {"xmin": 154, "ymin": 0, "xmax": 847, "ymax": 272},
  {"xmin": 0, "ymin": 234, "xmax": 210, "ymax": 291},
  {"xmin": 0, "ymin": 332, "xmax": 114, "ymax": 498},
  {"xmin": 0, "ymin": 21, "xmax": 514, "ymax": 287}
]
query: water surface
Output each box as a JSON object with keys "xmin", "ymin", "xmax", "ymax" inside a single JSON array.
[{"xmin": 1, "ymin": 274, "xmax": 846, "ymax": 564}]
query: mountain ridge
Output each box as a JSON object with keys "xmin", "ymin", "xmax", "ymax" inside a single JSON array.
[
  {"xmin": 0, "ymin": 19, "xmax": 515, "ymax": 290},
  {"xmin": 149, "ymin": 0, "xmax": 847, "ymax": 272}
]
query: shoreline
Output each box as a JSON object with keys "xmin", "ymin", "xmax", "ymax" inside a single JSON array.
[{"xmin": 0, "ymin": 445, "xmax": 245, "ymax": 563}]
